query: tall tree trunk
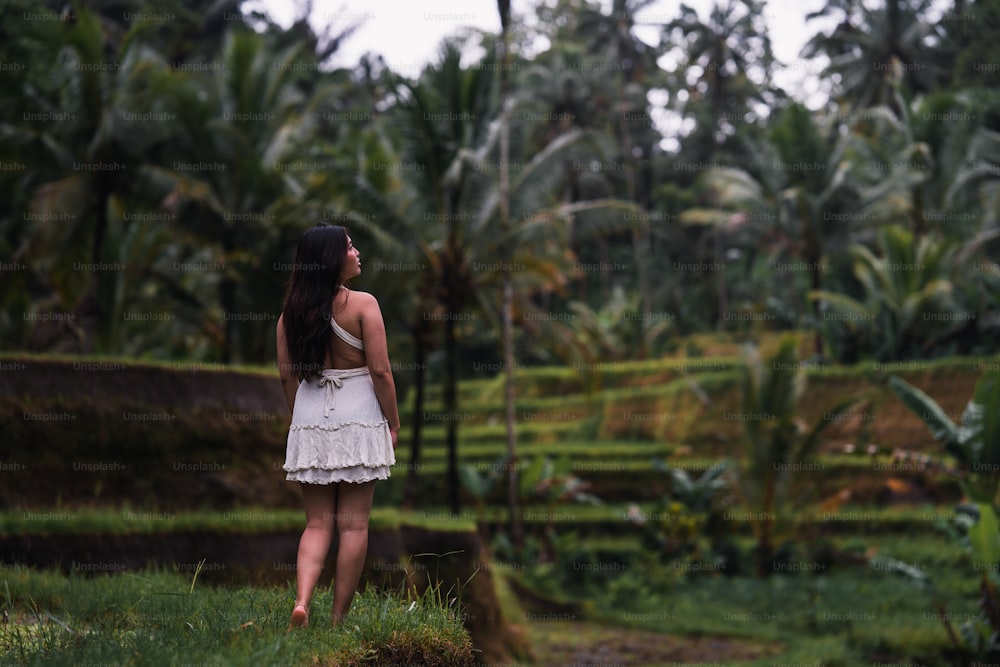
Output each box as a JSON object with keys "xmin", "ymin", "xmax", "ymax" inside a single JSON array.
[
  {"xmin": 502, "ymin": 276, "xmax": 521, "ymax": 543},
  {"xmin": 757, "ymin": 478, "xmax": 775, "ymax": 578},
  {"xmin": 805, "ymin": 208, "xmax": 825, "ymax": 359},
  {"xmin": 90, "ymin": 183, "xmax": 110, "ymax": 352},
  {"xmin": 715, "ymin": 226, "xmax": 727, "ymax": 330},
  {"xmin": 809, "ymin": 255, "xmax": 824, "ymax": 359},
  {"xmin": 911, "ymin": 184, "xmax": 927, "ymax": 237},
  {"xmin": 496, "ymin": 0, "xmax": 523, "ymax": 554},
  {"xmin": 220, "ymin": 281, "xmax": 236, "ymax": 363},
  {"xmin": 403, "ymin": 321, "xmax": 428, "ymax": 509},
  {"xmin": 617, "ymin": 83, "xmax": 650, "ymax": 343},
  {"xmin": 599, "ymin": 238, "xmax": 611, "ymax": 301},
  {"xmin": 220, "ymin": 225, "xmax": 235, "ymax": 364},
  {"xmin": 756, "ymin": 522, "xmax": 773, "ymax": 578},
  {"xmin": 445, "ymin": 309, "xmax": 460, "ymax": 515}
]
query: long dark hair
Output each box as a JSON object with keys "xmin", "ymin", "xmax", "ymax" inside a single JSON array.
[{"xmin": 281, "ymin": 223, "xmax": 349, "ymax": 381}]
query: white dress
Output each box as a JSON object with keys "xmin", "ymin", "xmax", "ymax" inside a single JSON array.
[{"xmin": 282, "ymin": 317, "xmax": 395, "ymax": 484}]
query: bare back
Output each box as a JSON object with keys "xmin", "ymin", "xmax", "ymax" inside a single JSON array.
[{"xmin": 324, "ymin": 288, "xmax": 367, "ymax": 369}]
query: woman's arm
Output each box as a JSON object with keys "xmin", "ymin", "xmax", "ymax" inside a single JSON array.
[
  {"xmin": 359, "ymin": 293, "xmax": 400, "ymax": 447},
  {"xmin": 275, "ymin": 314, "xmax": 298, "ymax": 416}
]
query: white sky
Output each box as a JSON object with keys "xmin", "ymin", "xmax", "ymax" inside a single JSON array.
[
  {"xmin": 247, "ymin": 0, "xmax": 951, "ymax": 149},
  {"xmin": 251, "ymin": 0, "xmax": 835, "ymax": 94}
]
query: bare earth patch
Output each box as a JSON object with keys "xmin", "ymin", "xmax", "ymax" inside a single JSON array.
[{"xmin": 524, "ymin": 620, "xmax": 783, "ymax": 666}]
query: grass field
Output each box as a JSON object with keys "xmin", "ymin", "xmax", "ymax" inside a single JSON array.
[
  {"xmin": 506, "ymin": 528, "xmax": 978, "ymax": 666},
  {"xmin": 0, "ymin": 567, "xmax": 474, "ymax": 667},
  {"xmin": 1, "ymin": 527, "xmax": 977, "ymax": 666}
]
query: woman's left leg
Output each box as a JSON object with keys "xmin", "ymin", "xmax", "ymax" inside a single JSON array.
[{"xmin": 331, "ymin": 480, "xmax": 377, "ymax": 625}]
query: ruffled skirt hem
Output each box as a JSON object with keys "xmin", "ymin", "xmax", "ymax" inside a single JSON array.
[
  {"xmin": 283, "ymin": 422, "xmax": 395, "ymax": 471},
  {"xmin": 285, "ymin": 465, "xmax": 390, "ymax": 484}
]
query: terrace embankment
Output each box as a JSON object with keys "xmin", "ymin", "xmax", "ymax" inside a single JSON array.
[{"xmin": 0, "ymin": 353, "xmax": 987, "ymax": 511}]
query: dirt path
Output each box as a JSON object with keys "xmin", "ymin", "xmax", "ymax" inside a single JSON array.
[{"xmin": 523, "ymin": 620, "xmax": 782, "ymax": 666}]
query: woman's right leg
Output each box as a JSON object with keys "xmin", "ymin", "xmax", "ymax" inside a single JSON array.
[
  {"xmin": 292, "ymin": 482, "xmax": 338, "ymax": 622},
  {"xmin": 331, "ymin": 480, "xmax": 376, "ymax": 625}
]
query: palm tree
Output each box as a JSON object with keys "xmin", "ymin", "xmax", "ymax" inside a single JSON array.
[
  {"xmin": 664, "ymin": 0, "xmax": 777, "ymax": 163},
  {"xmin": 516, "ymin": 47, "xmax": 621, "ymax": 305},
  {"xmin": 0, "ymin": 0, "xmax": 69, "ymax": 348},
  {"xmin": 79, "ymin": 0, "xmax": 245, "ymax": 65},
  {"xmin": 575, "ymin": 0, "xmax": 667, "ymax": 319},
  {"xmin": 680, "ymin": 103, "xmax": 862, "ymax": 356},
  {"xmin": 802, "ymin": 0, "xmax": 949, "ymax": 113},
  {"xmin": 143, "ymin": 29, "xmax": 320, "ymax": 363},
  {"xmin": 552, "ymin": 284, "xmax": 673, "ymax": 369},
  {"xmin": 395, "ymin": 43, "xmax": 499, "ymax": 515},
  {"xmin": 735, "ymin": 338, "xmax": 865, "ymax": 576},
  {"xmin": 810, "ymin": 225, "xmax": 962, "ymax": 361},
  {"xmin": 10, "ymin": 7, "xmax": 177, "ymax": 352},
  {"xmin": 908, "ymin": 89, "xmax": 986, "ymax": 238},
  {"xmin": 946, "ymin": 125, "xmax": 1000, "ymax": 233},
  {"xmin": 577, "ymin": 0, "xmax": 663, "ymax": 82},
  {"xmin": 335, "ymin": 42, "xmax": 644, "ymax": 515},
  {"xmin": 3, "ymin": 4, "xmax": 357, "ymax": 361},
  {"xmin": 837, "ymin": 89, "xmax": 934, "ymax": 237},
  {"xmin": 945, "ymin": 0, "xmax": 1000, "ymax": 90}
]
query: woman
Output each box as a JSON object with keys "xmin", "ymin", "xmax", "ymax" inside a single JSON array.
[{"xmin": 276, "ymin": 223, "xmax": 400, "ymax": 629}]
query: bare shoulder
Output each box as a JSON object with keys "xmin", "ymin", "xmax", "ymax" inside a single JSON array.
[
  {"xmin": 336, "ymin": 289, "xmax": 381, "ymax": 330},
  {"xmin": 344, "ymin": 289, "xmax": 380, "ymax": 311}
]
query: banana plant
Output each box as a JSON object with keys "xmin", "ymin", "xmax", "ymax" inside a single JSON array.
[
  {"xmin": 458, "ymin": 454, "xmax": 511, "ymax": 538},
  {"xmin": 888, "ymin": 371, "xmax": 1000, "ymax": 654},
  {"xmin": 810, "ymin": 224, "xmax": 960, "ymax": 361},
  {"xmin": 889, "ymin": 373, "xmax": 1000, "ymax": 562},
  {"xmin": 634, "ymin": 460, "xmax": 731, "ymax": 560},
  {"xmin": 519, "ymin": 455, "xmax": 602, "ymax": 563},
  {"xmin": 652, "ymin": 460, "xmax": 730, "ymax": 514}
]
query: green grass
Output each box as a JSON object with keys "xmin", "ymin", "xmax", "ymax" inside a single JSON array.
[
  {"xmin": 412, "ymin": 355, "xmax": 745, "ymax": 403},
  {"xmin": 515, "ymin": 529, "xmax": 978, "ymax": 666},
  {"xmin": 0, "ymin": 503, "xmax": 961, "ymax": 539},
  {"xmin": 504, "ymin": 524, "xmax": 974, "ymax": 569},
  {"xmin": 806, "ymin": 354, "xmax": 1000, "ymax": 379},
  {"xmin": 0, "ymin": 505, "xmax": 627, "ymax": 537},
  {"xmin": 0, "ymin": 507, "xmax": 374, "ymax": 536},
  {"xmin": 403, "ymin": 440, "xmax": 678, "ymax": 463},
  {"xmin": 0, "ymin": 567, "xmax": 474, "ymax": 667},
  {"xmin": 597, "ymin": 568, "xmax": 972, "ymax": 666},
  {"xmin": 0, "ymin": 350, "xmax": 280, "ymax": 378},
  {"xmin": 395, "ymin": 419, "xmax": 584, "ymax": 443},
  {"xmin": 400, "ymin": 445, "xmax": 949, "ymax": 473},
  {"xmin": 406, "ymin": 370, "xmax": 738, "ymax": 418},
  {"xmin": 0, "ymin": 507, "xmax": 480, "ymax": 537}
]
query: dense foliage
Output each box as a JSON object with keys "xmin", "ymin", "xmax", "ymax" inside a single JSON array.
[{"xmin": 4, "ymin": 0, "xmax": 998, "ymax": 371}]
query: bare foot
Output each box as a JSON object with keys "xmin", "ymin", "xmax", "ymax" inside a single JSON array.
[{"xmin": 288, "ymin": 605, "xmax": 309, "ymax": 630}]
